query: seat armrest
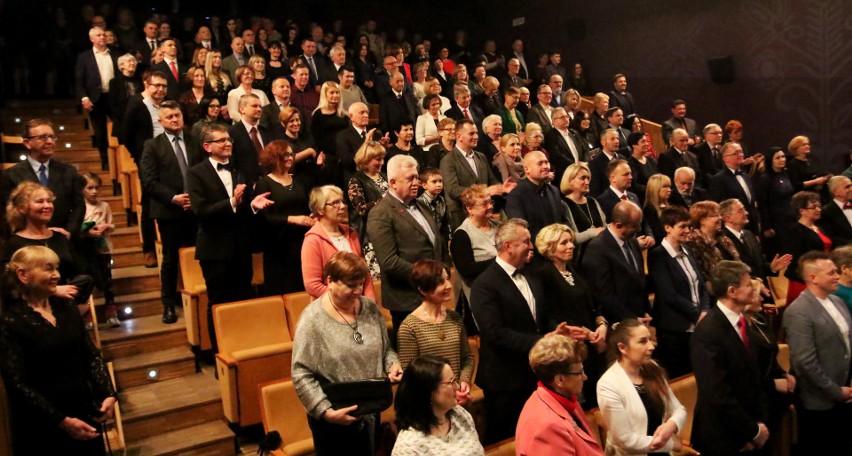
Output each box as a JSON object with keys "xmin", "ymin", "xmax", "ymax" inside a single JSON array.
[
  {"xmin": 216, "ymin": 353, "xmax": 238, "ymax": 367},
  {"xmin": 230, "ymin": 342, "xmax": 293, "ymax": 361}
]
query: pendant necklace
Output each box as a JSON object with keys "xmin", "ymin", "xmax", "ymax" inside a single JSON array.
[{"xmin": 330, "ymin": 297, "xmax": 363, "ymax": 344}]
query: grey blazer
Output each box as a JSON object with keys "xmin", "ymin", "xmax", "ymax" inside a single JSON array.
[
  {"xmin": 366, "ymin": 194, "xmax": 447, "ymax": 312},
  {"xmin": 783, "ymin": 289, "xmax": 852, "ymax": 410},
  {"xmin": 440, "ymin": 147, "xmax": 498, "ymax": 228}
]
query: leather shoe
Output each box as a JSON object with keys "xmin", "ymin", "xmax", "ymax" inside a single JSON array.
[
  {"xmin": 162, "ymin": 306, "xmax": 177, "ymax": 324},
  {"xmin": 144, "ymin": 252, "xmax": 158, "ymax": 268}
]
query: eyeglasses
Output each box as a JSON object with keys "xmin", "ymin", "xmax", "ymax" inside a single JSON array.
[
  {"xmin": 27, "ymin": 134, "xmax": 58, "ymax": 141},
  {"xmin": 325, "ymin": 200, "xmax": 346, "ymax": 208},
  {"xmin": 805, "ymin": 204, "xmax": 821, "ymax": 210},
  {"xmin": 564, "ymin": 369, "xmax": 585, "ymax": 376},
  {"xmin": 149, "ymin": 83, "xmax": 168, "ymax": 88},
  {"xmin": 209, "ymin": 104, "xmax": 221, "ymax": 109},
  {"xmin": 207, "ymin": 137, "xmax": 234, "ymax": 144},
  {"xmin": 439, "ymin": 378, "xmax": 461, "ymax": 389},
  {"xmin": 472, "ymin": 201, "xmax": 494, "ymax": 207}
]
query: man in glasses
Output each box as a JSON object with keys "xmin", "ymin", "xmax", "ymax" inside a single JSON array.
[
  {"xmin": 709, "ymin": 142, "xmax": 759, "ymax": 232},
  {"xmin": 0, "ymin": 118, "xmax": 86, "ymax": 241}
]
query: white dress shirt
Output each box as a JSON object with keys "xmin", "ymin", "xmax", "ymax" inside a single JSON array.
[{"xmin": 495, "ymin": 256, "xmax": 536, "ymax": 320}]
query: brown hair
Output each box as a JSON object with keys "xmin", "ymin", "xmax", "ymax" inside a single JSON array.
[
  {"xmin": 278, "ymin": 106, "xmax": 301, "ymax": 127},
  {"xmin": 259, "ymin": 140, "xmax": 293, "ymax": 174},
  {"xmin": 323, "ymin": 251, "xmax": 369, "ymax": 284},
  {"xmin": 689, "ymin": 201, "xmax": 720, "ymax": 229},
  {"xmin": 608, "ymin": 319, "xmax": 669, "ymax": 415},
  {"xmin": 6, "ymin": 182, "xmax": 54, "ymax": 232},
  {"xmin": 409, "ymin": 259, "xmax": 449, "ymax": 294},
  {"xmin": 459, "ymin": 184, "xmax": 489, "ymax": 208},
  {"xmin": 528, "ymin": 334, "xmax": 587, "ymax": 384}
]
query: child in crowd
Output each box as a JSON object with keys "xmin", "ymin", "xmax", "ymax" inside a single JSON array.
[
  {"xmin": 80, "ymin": 172, "xmax": 119, "ymax": 327},
  {"xmin": 417, "ymin": 167, "xmax": 450, "ymax": 240}
]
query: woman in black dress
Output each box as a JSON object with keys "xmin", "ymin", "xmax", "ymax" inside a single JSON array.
[
  {"xmin": 249, "ymin": 54, "xmax": 273, "ymax": 100},
  {"xmin": 559, "ymin": 163, "xmax": 606, "ymax": 264},
  {"xmin": 755, "ymin": 147, "xmax": 796, "ymax": 257},
  {"xmin": 353, "ymin": 44, "xmax": 377, "ymax": 103},
  {"xmin": 787, "ymin": 135, "xmax": 831, "ymax": 202},
  {"xmin": 531, "ymin": 223, "xmax": 607, "ymax": 409},
  {"xmin": 266, "ymin": 41, "xmax": 288, "ymax": 82},
  {"xmin": 279, "ymin": 106, "xmax": 322, "ymax": 176},
  {"xmin": 642, "ymin": 174, "xmax": 672, "ymax": 245},
  {"xmin": 108, "ymin": 53, "xmax": 140, "ymax": 141},
  {"xmin": 0, "ymin": 245, "xmax": 116, "ymax": 455},
  {"xmin": 626, "ymin": 131, "xmax": 658, "ymax": 202},
  {"xmin": 254, "ymin": 140, "xmax": 316, "ymax": 295},
  {"xmin": 203, "ymin": 51, "xmax": 232, "ymax": 119},
  {"xmin": 311, "ymin": 81, "xmax": 350, "ymax": 176},
  {"xmin": 569, "ymin": 111, "xmax": 598, "ymax": 153}
]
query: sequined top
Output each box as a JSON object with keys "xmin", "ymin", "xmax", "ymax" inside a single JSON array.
[
  {"xmin": 292, "ymin": 295, "xmax": 398, "ymax": 419},
  {"xmin": 392, "ymin": 406, "xmax": 485, "ymax": 456}
]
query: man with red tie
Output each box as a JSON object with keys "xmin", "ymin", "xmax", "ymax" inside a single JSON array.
[
  {"xmin": 150, "ymin": 37, "xmax": 186, "ymax": 100},
  {"xmin": 445, "ymin": 83, "xmax": 484, "ymax": 133},
  {"xmin": 228, "ymin": 94, "xmax": 272, "ymax": 187}
]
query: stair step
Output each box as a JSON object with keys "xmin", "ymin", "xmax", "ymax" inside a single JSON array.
[
  {"xmin": 111, "ymin": 264, "xmax": 160, "ymax": 295},
  {"xmin": 120, "ymin": 373, "xmax": 222, "ymax": 441},
  {"xmin": 111, "ymin": 246, "xmax": 145, "ymax": 268},
  {"xmin": 112, "ymin": 346, "xmax": 196, "ymax": 388},
  {"xmin": 95, "ymin": 290, "xmax": 163, "ymax": 319},
  {"xmin": 101, "ymin": 312, "xmax": 186, "ymax": 359},
  {"xmin": 124, "ymin": 420, "xmax": 234, "ymax": 456},
  {"xmin": 112, "ymin": 226, "xmax": 143, "ymax": 249},
  {"xmin": 102, "ymin": 195, "xmax": 126, "ymax": 214}
]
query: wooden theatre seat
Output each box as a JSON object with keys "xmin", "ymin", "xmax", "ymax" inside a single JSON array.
[
  {"xmin": 259, "ymin": 379, "xmax": 314, "ymax": 456},
  {"xmin": 214, "ymin": 296, "xmax": 293, "ymax": 427},
  {"xmin": 179, "ymin": 247, "xmax": 211, "ymax": 352}
]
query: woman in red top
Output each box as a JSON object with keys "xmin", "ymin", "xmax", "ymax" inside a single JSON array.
[{"xmin": 784, "ymin": 191, "xmax": 832, "ymax": 303}]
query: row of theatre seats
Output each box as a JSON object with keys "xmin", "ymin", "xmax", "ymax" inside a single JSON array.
[{"xmin": 178, "ymin": 245, "xmax": 795, "ymax": 455}]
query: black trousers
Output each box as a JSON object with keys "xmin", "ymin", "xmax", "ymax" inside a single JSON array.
[
  {"xmin": 88, "ymin": 95, "xmax": 110, "ymax": 168},
  {"xmin": 482, "ymin": 388, "xmax": 533, "ymax": 445},
  {"xmin": 201, "ymin": 255, "xmax": 253, "ymax": 353},
  {"xmin": 140, "ymin": 190, "xmax": 156, "ymax": 253},
  {"xmin": 796, "ymin": 405, "xmax": 852, "ymax": 455},
  {"xmin": 307, "ymin": 413, "xmax": 377, "ymax": 456},
  {"xmin": 156, "ymin": 214, "xmax": 197, "ymax": 309}
]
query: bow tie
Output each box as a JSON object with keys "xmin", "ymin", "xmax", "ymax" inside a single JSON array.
[
  {"xmin": 512, "ymin": 268, "xmax": 524, "ymax": 278},
  {"xmin": 845, "ymin": 202, "xmax": 852, "ymax": 210},
  {"xmin": 217, "ymin": 162, "xmax": 233, "ymax": 171}
]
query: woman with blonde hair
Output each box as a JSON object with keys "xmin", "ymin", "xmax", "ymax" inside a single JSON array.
[
  {"xmin": 226, "ymin": 65, "xmax": 270, "ymax": 120},
  {"xmin": 248, "ymin": 54, "xmax": 271, "ymax": 99},
  {"xmin": 204, "ymin": 50, "xmax": 232, "ymax": 109},
  {"xmin": 596, "ymin": 319, "xmax": 686, "ymax": 455},
  {"xmin": 492, "ymin": 133, "xmax": 524, "ymax": 182},
  {"xmin": 787, "ymin": 135, "xmax": 831, "ymax": 200},
  {"xmin": 348, "ymin": 138, "xmax": 388, "ymax": 278},
  {"xmin": 560, "ymin": 162, "xmax": 606, "ymax": 262},
  {"xmin": 312, "ymin": 81, "xmax": 350, "ymax": 171},
  {"xmin": 642, "ymin": 174, "xmax": 672, "ymax": 244}
]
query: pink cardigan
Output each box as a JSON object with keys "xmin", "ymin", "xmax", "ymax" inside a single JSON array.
[
  {"xmin": 515, "ymin": 386, "xmax": 605, "ymax": 456},
  {"xmin": 301, "ymin": 222, "xmax": 376, "ymax": 301}
]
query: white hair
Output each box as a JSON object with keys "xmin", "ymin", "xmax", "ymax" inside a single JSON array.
[{"xmin": 386, "ymin": 154, "xmax": 418, "ymax": 181}]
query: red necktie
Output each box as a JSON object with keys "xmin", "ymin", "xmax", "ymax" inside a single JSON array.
[
  {"xmin": 169, "ymin": 61, "xmax": 179, "ymax": 81},
  {"xmin": 463, "ymin": 108, "xmax": 471, "ymax": 120},
  {"xmin": 737, "ymin": 316, "xmax": 750, "ymax": 352},
  {"xmin": 250, "ymin": 127, "xmax": 263, "ymax": 154},
  {"xmin": 620, "ymin": 194, "xmax": 628, "ymax": 200},
  {"xmin": 844, "ymin": 202, "xmax": 852, "ymax": 210}
]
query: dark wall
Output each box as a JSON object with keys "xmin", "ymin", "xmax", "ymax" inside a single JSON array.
[{"xmin": 515, "ymin": 0, "xmax": 852, "ymax": 171}]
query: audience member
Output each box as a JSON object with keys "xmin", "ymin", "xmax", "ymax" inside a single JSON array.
[
  {"xmin": 248, "ymin": 55, "xmax": 272, "ymax": 99},
  {"xmin": 107, "ymin": 54, "xmax": 141, "ymax": 141},
  {"xmin": 606, "ymin": 107, "xmax": 631, "ymax": 156},
  {"xmin": 608, "ymin": 73, "xmax": 636, "ymax": 116},
  {"xmin": 75, "ymin": 27, "xmax": 117, "ymax": 171},
  {"xmin": 786, "ymin": 135, "xmax": 830, "ymax": 199},
  {"xmin": 817, "ymin": 175, "xmax": 852, "ymax": 247},
  {"xmin": 78, "ymin": 172, "xmax": 118, "ymax": 327},
  {"xmin": 626, "ymin": 131, "xmax": 658, "ymax": 202},
  {"xmin": 588, "ymin": 93, "xmax": 609, "ymax": 143},
  {"xmin": 0, "ymin": 246, "xmax": 116, "ymax": 455},
  {"xmin": 338, "ymin": 102, "xmax": 378, "ymax": 185},
  {"xmin": 690, "ymin": 260, "xmax": 769, "ymax": 456},
  {"xmin": 393, "ymin": 356, "xmax": 483, "ymax": 455},
  {"xmin": 450, "ymin": 184, "xmax": 499, "ymax": 307},
  {"xmin": 648, "ymin": 206, "xmax": 709, "ymax": 378},
  {"xmin": 290, "ymin": 65, "xmax": 320, "ymax": 127},
  {"xmin": 277, "ymin": 107, "xmax": 321, "ymax": 175},
  {"xmin": 476, "ymin": 115, "xmax": 503, "ymax": 162},
  {"xmin": 783, "ymin": 191, "xmax": 832, "ymax": 303},
  {"xmin": 669, "ymin": 167, "xmax": 708, "ymax": 209},
  {"xmin": 657, "ymin": 128, "xmax": 701, "ymax": 183},
  {"xmin": 228, "ymin": 93, "xmax": 272, "ymax": 186},
  {"xmin": 544, "ymin": 108, "xmax": 585, "ymax": 179},
  {"xmin": 260, "ymin": 77, "xmax": 291, "ymax": 134},
  {"xmin": 348, "ymin": 139, "xmax": 388, "ymax": 277},
  {"xmin": 597, "ymin": 319, "xmax": 686, "ymax": 454},
  {"xmin": 782, "ymin": 251, "xmax": 852, "ymax": 455},
  {"xmin": 515, "ymin": 334, "xmax": 604, "ymax": 455},
  {"xmin": 570, "ymin": 111, "xmax": 598, "ymax": 153},
  {"xmin": 693, "ymin": 123, "xmax": 724, "ymax": 187},
  {"xmin": 753, "ymin": 148, "xmax": 793, "ymax": 256},
  {"xmin": 311, "ymin": 81, "xmax": 350, "ymax": 168},
  {"xmin": 446, "ymin": 83, "xmax": 484, "ymax": 133},
  {"xmin": 386, "ymin": 119, "xmax": 425, "ymax": 169},
  {"xmin": 580, "ymin": 201, "xmax": 653, "ymax": 324},
  {"xmin": 832, "ymin": 246, "xmax": 852, "ymax": 310},
  {"xmin": 417, "ymin": 168, "xmax": 450, "ymax": 240},
  {"xmin": 139, "ymin": 101, "xmax": 201, "ymax": 324},
  {"xmin": 291, "ymin": 252, "xmax": 402, "ymax": 456},
  {"xmin": 205, "ymin": 50, "xmax": 233, "ymax": 111},
  {"xmin": 367, "ymin": 154, "xmax": 447, "ymax": 332},
  {"xmin": 661, "ymin": 99, "xmax": 699, "ymax": 146},
  {"xmin": 416, "ymin": 94, "xmax": 446, "ymax": 152},
  {"xmin": 560, "ymin": 163, "xmax": 607, "ymax": 263},
  {"xmin": 178, "ymin": 66, "xmax": 207, "ymax": 125},
  {"xmin": 505, "ymin": 151, "xmax": 565, "ymax": 239},
  {"xmin": 226, "ymin": 65, "xmax": 270, "ymax": 121},
  {"xmin": 302, "ymin": 185, "xmax": 375, "ymax": 300},
  {"xmin": 192, "ymin": 98, "xmax": 225, "ymax": 140},
  {"xmin": 337, "ymin": 66, "xmax": 367, "ymax": 111},
  {"xmin": 525, "ymin": 84, "xmax": 554, "ymax": 134},
  {"xmin": 709, "ymin": 142, "xmax": 759, "ymax": 232},
  {"xmin": 685, "ymin": 201, "xmax": 739, "ymax": 295},
  {"xmin": 492, "ymin": 133, "xmax": 524, "ymax": 182},
  {"xmin": 151, "ymin": 38, "xmax": 186, "ymax": 101},
  {"xmin": 589, "ymin": 130, "xmax": 627, "ymax": 198},
  {"xmin": 597, "ymin": 158, "xmax": 640, "ymax": 219},
  {"xmin": 642, "ymin": 174, "xmax": 673, "ymax": 244}
]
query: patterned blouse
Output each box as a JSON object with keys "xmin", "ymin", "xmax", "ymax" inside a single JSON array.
[
  {"xmin": 392, "ymin": 406, "xmax": 484, "ymax": 456},
  {"xmin": 685, "ymin": 230, "xmax": 740, "ymax": 280}
]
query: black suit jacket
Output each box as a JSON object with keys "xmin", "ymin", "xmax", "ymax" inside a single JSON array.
[
  {"xmin": 74, "ymin": 49, "xmax": 118, "ymax": 104},
  {"xmin": 187, "ymin": 159, "xmax": 252, "ymax": 261},
  {"xmin": 608, "ymin": 90, "xmax": 636, "ymax": 116},
  {"xmin": 336, "ymin": 126, "xmax": 368, "ymax": 180},
  {"xmin": 661, "ymin": 116, "xmax": 698, "ymax": 145},
  {"xmin": 0, "ymin": 160, "xmax": 85, "ymax": 237},
  {"xmin": 228, "ymin": 121, "xmax": 273, "ymax": 186},
  {"xmin": 445, "ymin": 104, "xmax": 484, "ymax": 133},
  {"xmin": 504, "ymin": 179, "xmax": 566, "ymax": 239},
  {"xmin": 818, "ymin": 201, "xmax": 852, "ymax": 247},
  {"xmin": 543, "ymin": 128, "xmax": 585, "ymax": 182},
  {"xmin": 596, "ymin": 188, "xmax": 640, "ymax": 220},
  {"xmin": 783, "ymin": 222, "xmax": 827, "ymax": 283},
  {"xmin": 708, "ymin": 169, "xmax": 758, "ymax": 231},
  {"xmin": 259, "ymin": 101, "xmax": 287, "ymax": 137},
  {"xmin": 692, "ymin": 142, "xmax": 723, "ymax": 188},
  {"xmin": 588, "ymin": 151, "xmax": 626, "ymax": 198},
  {"xmin": 691, "ymin": 305, "xmax": 767, "ymax": 456},
  {"xmin": 648, "ymin": 245, "xmax": 709, "ymax": 332},
  {"xmin": 140, "ymin": 132, "xmax": 203, "ymax": 220},
  {"xmin": 579, "ymin": 228, "xmax": 650, "ymax": 322},
  {"xmin": 669, "ymin": 187, "xmax": 709, "ymax": 209},
  {"xmin": 658, "ymin": 147, "xmax": 701, "ymax": 183},
  {"xmin": 151, "ymin": 60, "xmax": 187, "ymax": 101},
  {"xmin": 302, "ymin": 53, "xmax": 329, "ymax": 88},
  {"xmin": 379, "ymin": 91, "xmax": 418, "ymax": 137},
  {"xmin": 470, "ymin": 261, "xmax": 546, "ymax": 392},
  {"xmin": 722, "ymin": 227, "xmax": 774, "ymax": 281},
  {"xmin": 123, "ymin": 95, "xmax": 155, "ymax": 162}
]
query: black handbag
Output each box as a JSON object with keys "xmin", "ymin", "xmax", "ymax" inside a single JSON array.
[{"xmin": 322, "ymin": 377, "xmax": 393, "ymax": 417}]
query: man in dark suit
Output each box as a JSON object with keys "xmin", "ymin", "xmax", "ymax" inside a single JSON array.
[
  {"xmin": 150, "ymin": 37, "xmax": 186, "ymax": 101},
  {"xmin": 188, "ymin": 124, "xmax": 273, "ymax": 353},
  {"xmin": 228, "ymin": 94, "xmax": 273, "ymax": 187},
  {"xmin": 597, "ymin": 159, "xmax": 641, "ymax": 219},
  {"xmin": 123, "ymin": 70, "xmax": 169, "ymax": 267},
  {"xmin": 589, "ymin": 130, "xmax": 627, "ymax": 198},
  {"xmin": 379, "ymin": 72, "xmax": 418, "ymax": 142},
  {"xmin": 580, "ymin": 201, "xmax": 654, "ymax": 323},
  {"xmin": 608, "ymin": 74, "xmax": 637, "ymax": 116},
  {"xmin": 543, "ymin": 108, "xmax": 584, "ymax": 180},
  {"xmin": 818, "ymin": 175, "xmax": 852, "ymax": 247},
  {"xmin": 505, "ymin": 152, "xmax": 566, "ymax": 239},
  {"xmin": 692, "ymin": 123, "xmax": 724, "ymax": 188},
  {"xmin": 661, "ymin": 99, "xmax": 700, "ymax": 146},
  {"xmin": 300, "ymin": 37, "xmax": 327, "ymax": 91},
  {"xmin": 547, "ymin": 75, "xmax": 565, "ymax": 108},
  {"xmin": 658, "ymin": 128, "xmax": 701, "ymax": 182},
  {"xmin": 336, "ymin": 102, "xmax": 373, "ymax": 187},
  {"xmin": 140, "ymin": 101, "xmax": 202, "ymax": 324},
  {"xmin": 669, "ymin": 167, "xmax": 709, "ymax": 208},
  {"xmin": 720, "ymin": 199, "xmax": 792, "ymax": 293},
  {"xmin": 0, "ymin": 119, "xmax": 85, "ymax": 240},
  {"xmin": 499, "ymin": 58, "xmax": 524, "ymax": 91},
  {"xmin": 260, "ymin": 77, "xmax": 290, "ymax": 136},
  {"xmin": 506, "ymin": 39, "xmax": 533, "ymax": 88},
  {"xmin": 709, "ymin": 143, "xmax": 758, "ymax": 232},
  {"xmin": 605, "ymin": 107, "xmax": 631, "ymax": 156},
  {"xmin": 366, "ymin": 154, "xmax": 447, "ymax": 333},
  {"xmin": 524, "ymin": 84, "xmax": 554, "ymax": 134},
  {"xmin": 132, "ymin": 20, "xmax": 160, "ymax": 71},
  {"xmin": 470, "ymin": 218, "xmax": 573, "ymax": 444},
  {"xmin": 445, "ymin": 83, "xmax": 484, "ymax": 133},
  {"xmin": 75, "ymin": 26, "xmax": 117, "ymax": 171},
  {"xmin": 374, "ymin": 55, "xmax": 399, "ymax": 103},
  {"xmin": 440, "ymin": 119, "xmax": 516, "ymax": 228},
  {"xmin": 783, "ymin": 252, "xmax": 852, "ymax": 455},
  {"xmin": 691, "ymin": 260, "xmax": 770, "ymax": 456},
  {"xmin": 220, "ymin": 37, "xmax": 245, "ymax": 84}
]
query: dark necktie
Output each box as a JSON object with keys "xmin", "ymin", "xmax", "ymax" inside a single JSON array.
[
  {"xmin": 250, "ymin": 127, "xmax": 263, "ymax": 154},
  {"xmin": 149, "ymin": 40, "xmax": 156, "ymax": 51},
  {"xmin": 360, "ymin": 130, "xmax": 366, "ymax": 141},
  {"xmin": 623, "ymin": 242, "xmax": 638, "ymax": 273},
  {"xmin": 247, "ymin": 45, "xmax": 254, "ymax": 56},
  {"xmin": 173, "ymin": 136, "xmax": 189, "ymax": 191},
  {"xmin": 38, "ymin": 164, "xmax": 48, "ymax": 187},
  {"xmin": 216, "ymin": 162, "xmax": 232, "ymax": 171}
]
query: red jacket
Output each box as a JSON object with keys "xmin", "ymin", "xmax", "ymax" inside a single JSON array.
[
  {"xmin": 515, "ymin": 386, "xmax": 605, "ymax": 456},
  {"xmin": 301, "ymin": 222, "xmax": 376, "ymax": 301}
]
